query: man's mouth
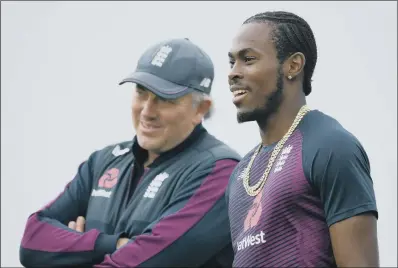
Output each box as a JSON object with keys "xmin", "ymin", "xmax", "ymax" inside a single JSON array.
[
  {"xmin": 231, "ymin": 89, "xmax": 249, "ymax": 105},
  {"xmin": 232, "ymin": 89, "xmax": 248, "ymax": 97},
  {"xmin": 141, "ymin": 121, "xmax": 162, "ymax": 130}
]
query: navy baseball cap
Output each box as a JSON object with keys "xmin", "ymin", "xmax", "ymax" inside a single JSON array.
[{"xmin": 119, "ymin": 38, "xmax": 214, "ymax": 99}]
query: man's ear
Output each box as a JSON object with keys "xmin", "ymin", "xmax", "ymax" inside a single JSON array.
[
  {"xmin": 284, "ymin": 52, "xmax": 306, "ymax": 80},
  {"xmin": 204, "ymin": 102, "xmax": 214, "ymax": 120},
  {"xmin": 193, "ymin": 99, "xmax": 212, "ymax": 124}
]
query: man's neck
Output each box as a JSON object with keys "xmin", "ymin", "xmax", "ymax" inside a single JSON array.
[
  {"xmin": 144, "ymin": 152, "xmax": 159, "ymax": 167},
  {"xmin": 258, "ymin": 97, "xmax": 306, "ymax": 146}
]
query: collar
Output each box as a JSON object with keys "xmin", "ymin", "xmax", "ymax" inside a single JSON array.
[{"xmin": 132, "ymin": 123, "xmax": 207, "ymax": 168}]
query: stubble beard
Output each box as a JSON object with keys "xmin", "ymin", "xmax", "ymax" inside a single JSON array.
[{"xmin": 237, "ymin": 68, "xmax": 284, "ymax": 130}]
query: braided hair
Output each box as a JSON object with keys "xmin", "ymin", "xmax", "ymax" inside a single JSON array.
[{"xmin": 244, "ymin": 11, "xmax": 317, "ymax": 96}]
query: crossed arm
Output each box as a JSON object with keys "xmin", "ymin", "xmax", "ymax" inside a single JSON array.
[
  {"xmin": 19, "ymin": 158, "xmax": 238, "ymax": 267},
  {"xmin": 19, "ymin": 158, "xmax": 123, "ymax": 267},
  {"xmin": 68, "ymin": 217, "xmax": 129, "ymax": 249}
]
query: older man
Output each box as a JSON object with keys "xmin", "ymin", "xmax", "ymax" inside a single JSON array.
[{"xmin": 20, "ymin": 38, "xmax": 241, "ymax": 268}]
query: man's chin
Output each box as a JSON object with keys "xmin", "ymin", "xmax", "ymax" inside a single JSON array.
[
  {"xmin": 237, "ymin": 111, "xmax": 258, "ymax": 123},
  {"xmin": 137, "ymin": 136, "xmax": 160, "ymax": 151}
]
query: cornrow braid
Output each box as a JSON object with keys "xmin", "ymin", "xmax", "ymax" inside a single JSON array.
[{"xmin": 244, "ymin": 11, "xmax": 317, "ymax": 96}]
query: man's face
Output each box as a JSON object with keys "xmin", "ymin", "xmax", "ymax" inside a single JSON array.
[
  {"xmin": 228, "ymin": 22, "xmax": 284, "ymax": 124},
  {"xmin": 131, "ymin": 85, "xmax": 203, "ymax": 154}
]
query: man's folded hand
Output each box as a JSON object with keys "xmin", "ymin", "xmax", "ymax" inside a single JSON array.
[{"xmin": 68, "ymin": 216, "xmax": 85, "ymax": 232}]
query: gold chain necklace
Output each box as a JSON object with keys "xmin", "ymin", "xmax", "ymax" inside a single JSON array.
[{"xmin": 242, "ymin": 105, "xmax": 311, "ymax": 196}]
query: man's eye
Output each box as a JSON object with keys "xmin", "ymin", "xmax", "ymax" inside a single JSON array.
[
  {"xmin": 245, "ymin": 56, "xmax": 256, "ymax": 62},
  {"xmin": 159, "ymin": 97, "xmax": 176, "ymax": 104},
  {"xmin": 229, "ymin": 60, "xmax": 235, "ymax": 67},
  {"xmin": 136, "ymin": 88, "xmax": 146, "ymax": 95}
]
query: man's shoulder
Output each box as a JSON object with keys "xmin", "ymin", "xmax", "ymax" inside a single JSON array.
[
  {"xmin": 88, "ymin": 140, "xmax": 134, "ymax": 165},
  {"xmin": 299, "ymin": 110, "xmax": 370, "ymax": 181},
  {"xmin": 195, "ymin": 131, "xmax": 242, "ymax": 162},
  {"xmin": 300, "ymin": 110, "xmax": 365, "ymax": 154}
]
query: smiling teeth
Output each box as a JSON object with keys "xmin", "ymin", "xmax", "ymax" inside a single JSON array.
[{"xmin": 232, "ymin": 90, "xmax": 247, "ymax": 97}]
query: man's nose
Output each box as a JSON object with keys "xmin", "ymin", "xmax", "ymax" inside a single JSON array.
[
  {"xmin": 228, "ymin": 63, "xmax": 244, "ymax": 84},
  {"xmin": 141, "ymin": 95, "xmax": 158, "ymax": 119}
]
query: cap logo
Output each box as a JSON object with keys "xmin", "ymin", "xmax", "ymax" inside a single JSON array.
[
  {"xmin": 200, "ymin": 77, "xmax": 211, "ymax": 88},
  {"xmin": 151, "ymin": 45, "xmax": 172, "ymax": 67}
]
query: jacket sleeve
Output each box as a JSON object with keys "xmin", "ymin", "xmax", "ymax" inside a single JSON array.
[
  {"xmin": 19, "ymin": 154, "xmax": 123, "ymax": 268},
  {"xmin": 94, "ymin": 158, "xmax": 239, "ymax": 268}
]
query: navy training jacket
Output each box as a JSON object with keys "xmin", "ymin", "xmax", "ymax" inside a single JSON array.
[{"xmin": 20, "ymin": 124, "xmax": 241, "ymax": 267}]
